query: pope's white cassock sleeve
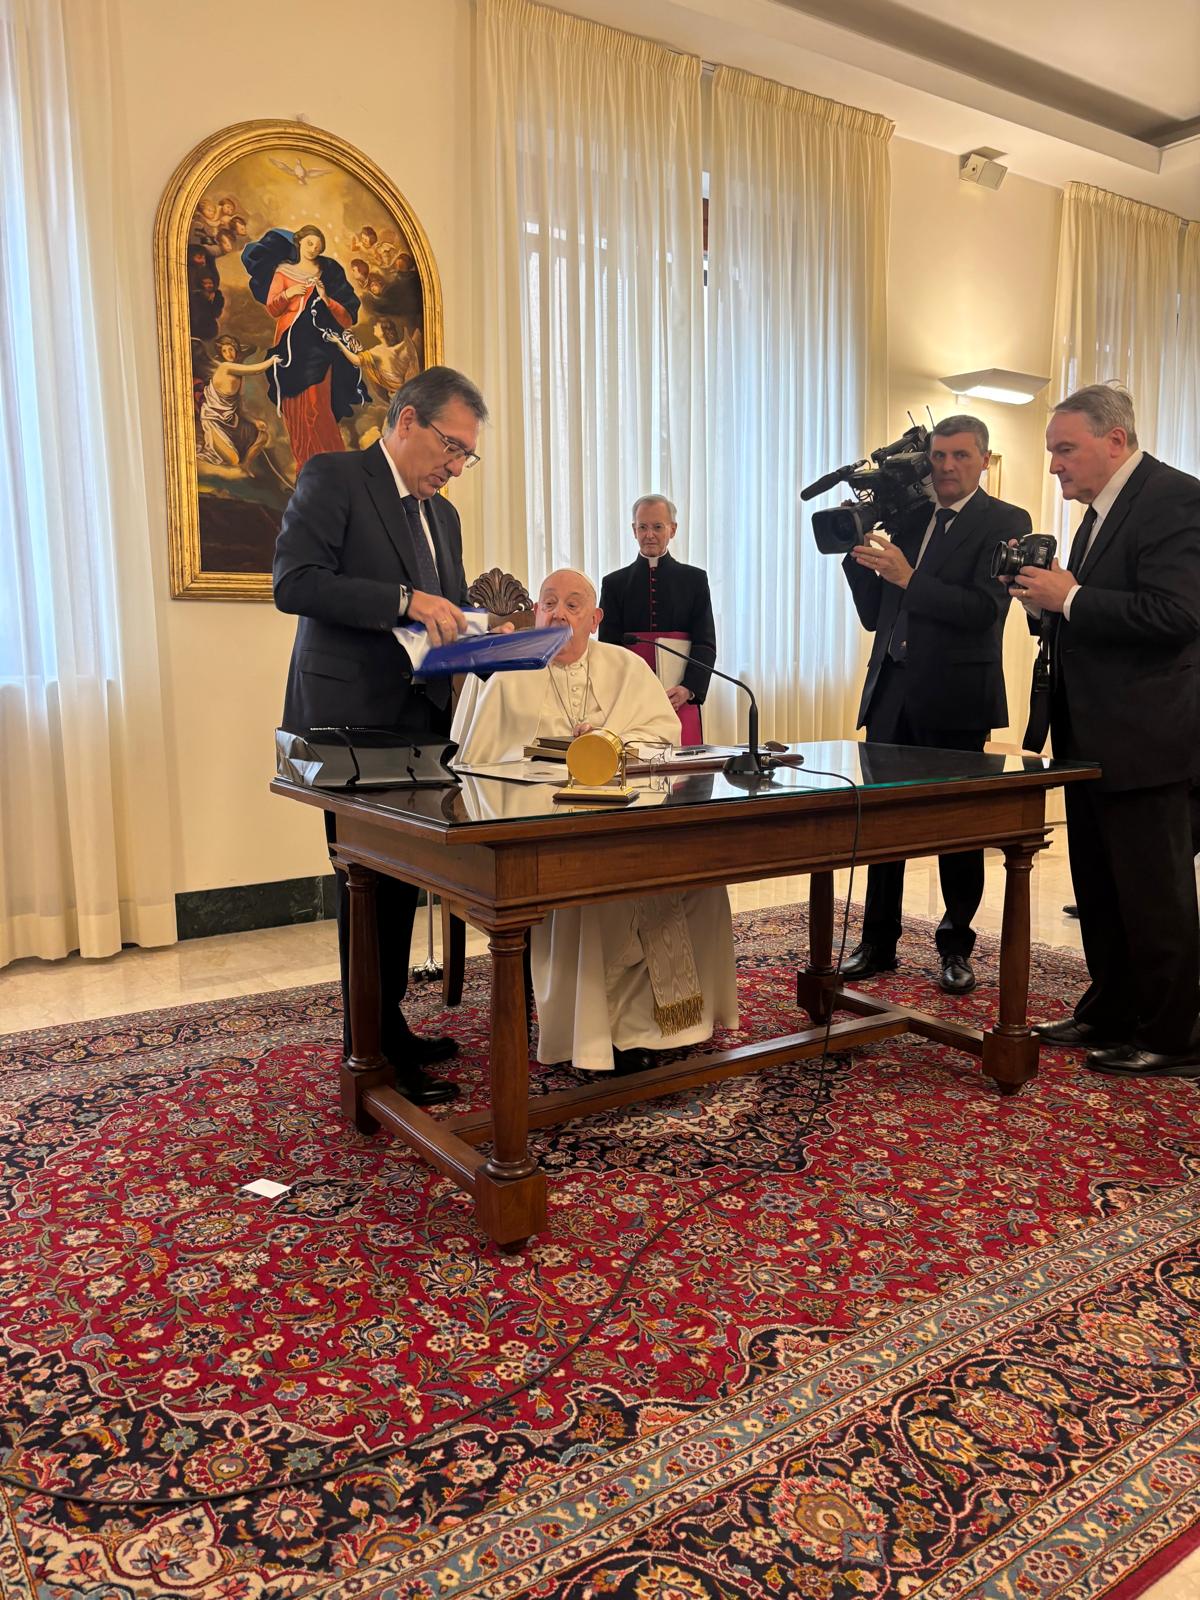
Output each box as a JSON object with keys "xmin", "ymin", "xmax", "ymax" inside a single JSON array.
[{"xmin": 450, "ymin": 642, "xmax": 739, "ymax": 1070}]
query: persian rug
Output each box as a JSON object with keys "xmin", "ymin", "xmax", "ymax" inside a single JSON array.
[{"xmin": 2, "ymin": 905, "xmax": 1200, "ymax": 1600}]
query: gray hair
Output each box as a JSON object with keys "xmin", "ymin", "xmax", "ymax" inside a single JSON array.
[
  {"xmin": 385, "ymin": 365, "xmax": 489, "ymax": 432},
  {"xmin": 1052, "ymin": 382, "xmax": 1139, "ymax": 448},
  {"xmin": 632, "ymin": 493, "xmax": 677, "ymax": 521},
  {"xmin": 931, "ymin": 414, "xmax": 989, "ymax": 454}
]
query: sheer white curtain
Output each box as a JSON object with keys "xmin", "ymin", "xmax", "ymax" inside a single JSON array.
[
  {"xmin": 705, "ymin": 68, "xmax": 891, "ymax": 745},
  {"xmin": 474, "ymin": 0, "xmax": 704, "ymax": 591},
  {"xmin": 1166, "ymin": 222, "xmax": 1200, "ymax": 478},
  {"xmin": 1041, "ymin": 182, "xmax": 1189, "ymax": 535},
  {"xmin": 0, "ymin": 0, "xmax": 175, "ymax": 965}
]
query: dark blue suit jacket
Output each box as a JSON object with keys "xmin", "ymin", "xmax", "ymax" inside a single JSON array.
[
  {"xmin": 1047, "ymin": 453, "xmax": 1200, "ymax": 792},
  {"xmin": 842, "ymin": 488, "xmax": 1029, "ymax": 733},
  {"xmin": 273, "ymin": 444, "xmax": 468, "ymax": 733}
]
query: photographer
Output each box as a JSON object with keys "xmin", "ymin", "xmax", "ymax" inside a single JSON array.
[
  {"xmin": 1010, "ymin": 384, "xmax": 1200, "ymax": 1078},
  {"xmin": 839, "ymin": 415, "xmax": 1030, "ymax": 994}
]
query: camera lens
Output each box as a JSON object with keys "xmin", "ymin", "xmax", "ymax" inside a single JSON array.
[
  {"xmin": 813, "ymin": 503, "xmax": 873, "ymax": 555},
  {"xmin": 989, "ymin": 543, "xmax": 1021, "ymax": 581}
]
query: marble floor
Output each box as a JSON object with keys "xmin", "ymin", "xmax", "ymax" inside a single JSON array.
[{"xmin": 4, "ymin": 831, "xmax": 1200, "ymax": 1598}]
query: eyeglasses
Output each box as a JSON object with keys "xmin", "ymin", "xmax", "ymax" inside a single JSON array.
[{"xmin": 424, "ymin": 419, "xmax": 481, "ymax": 470}]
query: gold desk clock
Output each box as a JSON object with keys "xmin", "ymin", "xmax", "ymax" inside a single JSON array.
[{"xmin": 552, "ymin": 728, "xmax": 636, "ymax": 805}]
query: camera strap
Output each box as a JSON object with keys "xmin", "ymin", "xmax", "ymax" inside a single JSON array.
[{"xmin": 1023, "ymin": 623, "xmax": 1054, "ymax": 751}]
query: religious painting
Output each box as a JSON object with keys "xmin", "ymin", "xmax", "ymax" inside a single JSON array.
[{"xmin": 154, "ymin": 120, "xmax": 442, "ymax": 599}]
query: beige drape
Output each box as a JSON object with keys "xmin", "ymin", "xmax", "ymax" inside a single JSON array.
[
  {"xmin": 474, "ymin": 5, "xmax": 892, "ymax": 746},
  {"xmin": 704, "ymin": 69, "xmax": 892, "ymax": 744},
  {"xmin": 1041, "ymin": 182, "xmax": 1192, "ymax": 537},
  {"xmin": 1167, "ymin": 222, "xmax": 1200, "ymax": 479},
  {"xmin": 474, "ymin": 0, "xmax": 705, "ymax": 589},
  {"xmin": 0, "ymin": 0, "xmax": 175, "ymax": 965}
]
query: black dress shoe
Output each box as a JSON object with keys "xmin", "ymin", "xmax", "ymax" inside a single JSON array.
[
  {"xmin": 611, "ymin": 1046, "xmax": 655, "ymax": 1076},
  {"xmin": 939, "ymin": 955, "xmax": 976, "ymax": 995},
  {"xmin": 839, "ymin": 943, "xmax": 897, "ymax": 981},
  {"xmin": 395, "ymin": 1030, "xmax": 460, "ymax": 1066},
  {"xmin": 1085, "ymin": 1045, "xmax": 1200, "ymax": 1079},
  {"xmin": 394, "ymin": 1068, "xmax": 461, "ymax": 1105},
  {"xmin": 1063, "ymin": 904, "xmax": 1080, "ymax": 918},
  {"xmin": 1034, "ymin": 1018, "xmax": 1126, "ymax": 1051}
]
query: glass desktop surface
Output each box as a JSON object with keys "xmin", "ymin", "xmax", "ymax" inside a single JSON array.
[{"xmin": 346, "ymin": 741, "xmax": 1096, "ymax": 830}]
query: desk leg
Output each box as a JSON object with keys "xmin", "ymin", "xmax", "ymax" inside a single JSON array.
[
  {"xmin": 796, "ymin": 870, "xmax": 837, "ymax": 1024},
  {"xmin": 477, "ymin": 927, "xmax": 546, "ymax": 1251},
  {"xmin": 983, "ymin": 842, "xmax": 1040, "ymax": 1093},
  {"xmin": 339, "ymin": 864, "xmax": 391, "ymax": 1132}
]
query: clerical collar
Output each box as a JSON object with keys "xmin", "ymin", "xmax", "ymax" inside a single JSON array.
[{"xmin": 638, "ymin": 551, "xmax": 672, "ymax": 570}]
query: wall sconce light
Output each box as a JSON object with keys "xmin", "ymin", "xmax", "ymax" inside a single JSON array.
[{"xmin": 940, "ymin": 369, "xmax": 1050, "ymax": 406}]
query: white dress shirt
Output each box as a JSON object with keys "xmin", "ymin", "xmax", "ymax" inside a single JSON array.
[
  {"xmin": 913, "ymin": 486, "xmax": 979, "ymax": 568},
  {"xmin": 1062, "ymin": 449, "xmax": 1143, "ymax": 620},
  {"xmin": 378, "ymin": 439, "xmax": 440, "ymax": 572}
]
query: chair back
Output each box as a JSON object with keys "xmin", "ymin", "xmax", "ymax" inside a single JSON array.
[{"xmin": 468, "ymin": 568, "xmax": 536, "ymax": 631}]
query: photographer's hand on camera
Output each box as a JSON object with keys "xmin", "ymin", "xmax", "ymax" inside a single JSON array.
[
  {"xmin": 1009, "ymin": 557, "xmax": 1073, "ymax": 615},
  {"xmin": 851, "ymin": 531, "xmax": 914, "ymax": 589},
  {"xmin": 995, "ymin": 538, "xmax": 1036, "ymax": 615}
]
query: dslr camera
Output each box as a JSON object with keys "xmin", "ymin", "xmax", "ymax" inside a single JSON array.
[
  {"xmin": 802, "ymin": 423, "xmax": 933, "ymax": 554},
  {"xmin": 990, "ymin": 533, "xmax": 1056, "ymax": 581}
]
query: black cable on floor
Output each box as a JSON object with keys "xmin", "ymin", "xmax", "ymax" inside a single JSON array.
[{"xmin": 0, "ymin": 771, "xmax": 862, "ymax": 1511}]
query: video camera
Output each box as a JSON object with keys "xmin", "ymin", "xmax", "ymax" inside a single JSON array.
[{"xmin": 802, "ymin": 424, "xmax": 933, "ymax": 554}]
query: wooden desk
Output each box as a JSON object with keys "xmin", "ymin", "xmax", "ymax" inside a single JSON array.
[{"xmin": 272, "ymin": 740, "xmax": 1096, "ymax": 1250}]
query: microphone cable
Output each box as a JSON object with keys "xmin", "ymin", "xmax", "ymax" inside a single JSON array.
[{"xmin": 0, "ymin": 768, "xmax": 863, "ymax": 1512}]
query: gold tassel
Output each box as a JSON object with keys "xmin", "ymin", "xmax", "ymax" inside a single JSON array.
[{"xmin": 654, "ymin": 993, "xmax": 704, "ymax": 1036}]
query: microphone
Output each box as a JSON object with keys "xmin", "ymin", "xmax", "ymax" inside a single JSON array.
[
  {"xmin": 623, "ymin": 633, "xmax": 797, "ymax": 780},
  {"xmin": 800, "ymin": 464, "xmax": 857, "ymax": 502}
]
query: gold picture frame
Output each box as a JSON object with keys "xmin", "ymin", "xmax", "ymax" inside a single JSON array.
[
  {"xmin": 154, "ymin": 119, "xmax": 443, "ymax": 599},
  {"xmin": 982, "ymin": 453, "xmax": 1002, "ymax": 499}
]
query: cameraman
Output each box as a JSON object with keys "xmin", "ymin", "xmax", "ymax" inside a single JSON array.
[
  {"xmin": 1009, "ymin": 384, "xmax": 1200, "ymax": 1079},
  {"xmin": 840, "ymin": 415, "xmax": 1030, "ymax": 994}
]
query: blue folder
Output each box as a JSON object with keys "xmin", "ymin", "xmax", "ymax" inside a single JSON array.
[{"xmin": 414, "ymin": 624, "xmax": 571, "ymax": 679}]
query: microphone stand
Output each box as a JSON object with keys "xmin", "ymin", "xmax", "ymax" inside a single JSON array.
[{"xmin": 623, "ymin": 633, "xmax": 796, "ymax": 781}]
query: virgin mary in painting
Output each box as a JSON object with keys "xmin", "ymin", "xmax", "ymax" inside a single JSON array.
[{"xmin": 241, "ymin": 224, "xmax": 369, "ymax": 471}]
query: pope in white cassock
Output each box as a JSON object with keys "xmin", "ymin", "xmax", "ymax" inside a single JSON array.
[{"xmin": 451, "ymin": 569, "xmax": 739, "ymax": 1074}]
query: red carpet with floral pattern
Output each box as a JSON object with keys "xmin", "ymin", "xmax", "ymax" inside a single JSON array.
[{"xmin": 2, "ymin": 905, "xmax": 1200, "ymax": 1599}]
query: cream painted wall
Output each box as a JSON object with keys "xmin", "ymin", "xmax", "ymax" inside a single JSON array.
[
  {"xmin": 886, "ymin": 137, "xmax": 1062, "ymax": 740},
  {"xmin": 115, "ymin": 2, "xmax": 1064, "ymax": 895},
  {"xmin": 114, "ymin": 0, "xmax": 485, "ymax": 894}
]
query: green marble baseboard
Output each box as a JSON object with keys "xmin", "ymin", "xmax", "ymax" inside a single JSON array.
[{"xmin": 174, "ymin": 875, "xmax": 338, "ymax": 940}]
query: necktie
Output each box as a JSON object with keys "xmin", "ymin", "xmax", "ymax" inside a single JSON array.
[
  {"xmin": 400, "ymin": 495, "xmax": 443, "ymax": 596},
  {"xmin": 1067, "ymin": 505, "xmax": 1098, "ymax": 576},
  {"xmin": 888, "ymin": 508, "xmax": 955, "ymax": 663},
  {"xmin": 400, "ymin": 495, "xmax": 449, "ymax": 710}
]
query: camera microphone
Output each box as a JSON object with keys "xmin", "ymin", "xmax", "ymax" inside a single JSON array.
[
  {"xmin": 800, "ymin": 465, "xmax": 857, "ymax": 502},
  {"xmin": 623, "ymin": 634, "xmax": 798, "ymax": 780}
]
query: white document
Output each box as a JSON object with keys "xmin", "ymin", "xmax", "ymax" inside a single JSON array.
[
  {"xmin": 655, "ymin": 638, "xmax": 690, "ymax": 689},
  {"xmin": 393, "ymin": 607, "xmax": 489, "ymax": 671},
  {"xmin": 241, "ymin": 1178, "xmax": 292, "ymax": 1199},
  {"xmin": 453, "ymin": 760, "xmax": 565, "ymax": 784}
]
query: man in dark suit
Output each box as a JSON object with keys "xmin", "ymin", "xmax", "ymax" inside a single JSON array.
[
  {"xmin": 839, "ymin": 415, "xmax": 1031, "ymax": 995},
  {"xmin": 274, "ymin": 366, "xmax": 487, "ymax": 1105},
  {"xmin": 598, "ymin": 496, "xmax": 716, "ymax": 741},
  {"xmin": 1009, "ymin": 384, "xmax": 1200, "ymax": 1078}
]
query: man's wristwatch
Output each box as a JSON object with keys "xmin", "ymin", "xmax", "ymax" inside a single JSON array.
[{"xmin": 396, "ymin": 584, "xmax": 411, "ymax": 622}]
